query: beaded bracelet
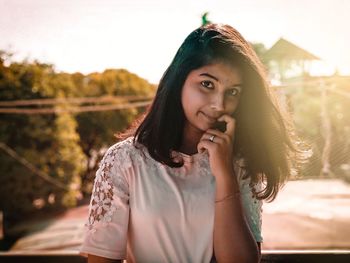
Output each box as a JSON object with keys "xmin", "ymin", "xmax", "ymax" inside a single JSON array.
[{"xmin": 215, "ymin": 191, "xmax": 241, "ymax": 203}]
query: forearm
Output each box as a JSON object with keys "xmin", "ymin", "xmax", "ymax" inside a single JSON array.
[{"xmin": 213, "ymin": 170, "xmax": 260, "ymax": 263}]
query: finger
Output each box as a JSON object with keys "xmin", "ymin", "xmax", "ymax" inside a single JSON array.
[
  {"xmin": 205, "ymin": 129, "xmax": 225, "ymax": 137},
  {"xmin": 197, "ymin": 140, "xmax": 213, "ymax": 153},
  {"xmin": 199, "ymin": 129, "xmax": 223, "ymax": 143},
  {"xmin": 217, "ymin": 114, "xmax": 235, "ymax": 137},
  {"xmin": 202, "ymin": 131, "xmax": 225, "ymax": 144},
  {"xmin": 199, "ymin": 126, "xmax": 229, "ymax": 148}
]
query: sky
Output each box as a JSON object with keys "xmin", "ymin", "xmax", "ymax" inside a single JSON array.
[{"xmin": 0, "ymin": 0, "xmax": 349, "ymax": 84}]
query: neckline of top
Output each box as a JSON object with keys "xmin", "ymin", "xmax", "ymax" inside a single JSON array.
[
  {"xmin": 126, "ymin": 136, "xmax": 244, "ymax": 166},
  {"xmin": 171, "ymin": 149, "xmax": 245, "ymax": 167},
  {"xmin": 127, "ymin": 136, "xmax": 208, "ymax": 164},
  {"xmin": 171, "ymin": 150, "xmax": 208, "ymax": 163}
]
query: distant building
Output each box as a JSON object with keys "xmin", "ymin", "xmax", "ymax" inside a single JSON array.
[{"xmin": 264, "ymin": 38, "xmax": 320, "ymax": 82}]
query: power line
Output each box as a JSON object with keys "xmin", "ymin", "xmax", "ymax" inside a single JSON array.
[
  {"xmin": 0, "ymin": 142, "xmax": 69, "ymax": 190},
  {"xmin": 0, "ymin": 95, "xmax": 154, "ymax": 107},
  {"xmin": 0, "ymin": 100, "xmax": 152, "ymax": 114}
]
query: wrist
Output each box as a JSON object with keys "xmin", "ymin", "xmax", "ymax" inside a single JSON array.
[
  {"xmin": 215, "ymin": 170, "xmax": 240, "ymax": 199},
  {"xmin": 214, "ymin": 168, "xmax": 237, "ymax": 185},
  {"xmin": 215, "ymin": 191, "xmax": 241, "ymax": 203},
  {"xmin": 212, "ymin": 163, "xmax": 234, "ymax": 177}
]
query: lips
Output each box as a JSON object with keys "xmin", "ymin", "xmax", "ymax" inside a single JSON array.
[{"xmin": 200, "ymin": 111, "xmax": 217, "ymax": 123}]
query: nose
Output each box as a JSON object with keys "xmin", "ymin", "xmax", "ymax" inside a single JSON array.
[{"xmin": 210, "ymin": 94, "xmax": 225, "ymax": 112}]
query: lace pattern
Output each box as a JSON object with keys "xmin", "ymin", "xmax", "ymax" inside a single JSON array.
[
  {"xmin": 239, "ymin": 169, "xmax": 263, "ymax": 242},
  {"xmin": 85, "ymin": 139, "xmax": 133, "ymax": 233},
  {"xmin": 84, "ymin": 137, "xmax": 263, "ymax": 241}
]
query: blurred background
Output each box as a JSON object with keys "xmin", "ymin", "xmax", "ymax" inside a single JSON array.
[{"xmin": 0, "ymin": 0, "xmax": 349, "ymax": 254}]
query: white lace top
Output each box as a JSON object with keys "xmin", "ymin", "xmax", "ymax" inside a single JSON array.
[{"xmin": 80, "ymin": 136, "xmax": 263, "ymax": 262}]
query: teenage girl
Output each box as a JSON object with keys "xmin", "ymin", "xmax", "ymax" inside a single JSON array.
[{"xmin": 80, "ymin": 23, "xmax": 306, "ymax": 263}]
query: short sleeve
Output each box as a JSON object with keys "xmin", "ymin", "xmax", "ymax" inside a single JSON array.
[
  {"xmin": 234, "ymin": 158, "xmax": 264, "ymax": 243},
  {"xmin": 80, "ymin": 142, "xmax": 132, "ymax": 260}
]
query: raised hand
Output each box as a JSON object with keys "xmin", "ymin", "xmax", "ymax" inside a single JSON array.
[{"xmin": 197, "ymin": 114, "xmax": 236, "ymax": 177}]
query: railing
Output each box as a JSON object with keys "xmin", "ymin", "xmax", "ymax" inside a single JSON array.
[{"xmin": 0, "ymin": 250, "xmax": 349, "ymax": 263}]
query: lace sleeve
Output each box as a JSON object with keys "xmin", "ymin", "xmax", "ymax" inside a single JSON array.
[
  {"xmin": 234, "ymin": 159, "xmax": 264, "ymax": 243},
  {"xmin": 80, "ymin": 141, "xmax": 132, "ymax": 259}
]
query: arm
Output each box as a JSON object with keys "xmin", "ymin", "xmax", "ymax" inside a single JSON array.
[
  {"xmin": 212, "ymin": 242, "xmax": 261, "ymax": 262},
  {"xmin": 197, "ymin": 114, "xmax": 260, "ymax": 263},
  {"xmin": 80, "ymin": 143, "xmax": 131, "ymax": 262},
  {"xmin": 213, "ymin": 170, "xmax": 260, "ymax": 263},
  {"xmin": 88, "ymin": 254, "xmax": 122, "ymax": 263}
]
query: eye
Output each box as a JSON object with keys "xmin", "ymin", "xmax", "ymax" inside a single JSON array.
[
  {"xmin": 200, "ymin": 80, "xmax": 214, "ymax": 89},
  {"xmin": 227, "ymin": 87, "xmax": 242, "ymax": 97}
]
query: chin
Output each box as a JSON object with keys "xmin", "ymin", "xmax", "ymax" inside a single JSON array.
[{"xmin": 198, "ymin": 122, "xmax": 211, "ymax": 132}]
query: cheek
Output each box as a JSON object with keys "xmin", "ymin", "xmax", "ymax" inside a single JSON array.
[
  {"xmin": 182, "ymin": 86, "xmax": 206, "ymax": 113},
  {"xmin": 225, "ymin": 98, "xmax": 240, "ymax": 114}
]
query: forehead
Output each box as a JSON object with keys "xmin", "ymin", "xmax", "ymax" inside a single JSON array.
[{"xmin": 189, "ymin": 62, "xmax": 242, "ymax": 84}]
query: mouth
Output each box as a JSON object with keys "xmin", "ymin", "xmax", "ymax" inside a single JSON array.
[{"xmin": 200, "ymin": 111, "xmax": 217, "ymax": 124}]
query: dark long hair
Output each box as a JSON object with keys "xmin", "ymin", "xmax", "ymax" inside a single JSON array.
[{"xmin": 117, "ymin": 23, "xmax": 309, "ymax": 202}]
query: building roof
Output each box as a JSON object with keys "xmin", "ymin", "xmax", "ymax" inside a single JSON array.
[{"xmin": 264, "ymin": 38, "xmax": 320, "ymax": 61}]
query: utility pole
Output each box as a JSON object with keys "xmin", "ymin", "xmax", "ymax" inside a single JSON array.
[{"xmin": 320, "ymin": 80, "xmax": 333, "ymax": 177}]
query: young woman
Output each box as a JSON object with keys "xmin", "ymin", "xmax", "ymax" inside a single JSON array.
[{"xmin": 80, "ymin": 23, "xmax": 307, "ymax": 263}]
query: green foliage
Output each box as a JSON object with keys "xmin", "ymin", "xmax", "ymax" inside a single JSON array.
[
  {"xmin": 251, "ymin": 42, "xmax": 268, "ymax": 65},
  {"xmin": 0, "ymin": 50, "xmax": 156, "ymax": 223},
  {"xmin": 288, "ymin": 82, "xmax": 350, "ymax": 178},
  {"xmin": 0, "ymin": 53, "xmax": 86, "ymax": 221},
  {"xmin": 201, "ymin": 12, "xmax": 212, "ymax": 26},
  {"xmin": 74, "ymin": 68, "xmax": 156, "ymax": 194}
]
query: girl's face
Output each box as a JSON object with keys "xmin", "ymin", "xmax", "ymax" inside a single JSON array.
[{"xmin": 181, "ymin": 62, "xmax": 243, "ymax": 135}]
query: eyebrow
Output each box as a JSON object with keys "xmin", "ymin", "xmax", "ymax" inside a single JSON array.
[
  {"xmin": 199, "ymin": 73, "xmax": 219, "ymax": 81},
  {"xmin": 199, "ymin": 73, "xmax": 242, "ymax": 87}
]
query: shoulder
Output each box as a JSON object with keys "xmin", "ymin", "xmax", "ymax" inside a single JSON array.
[
  {"xmin": 107, "ymin": 136, "xmax": 137, "ymax": 152},
  {"xmin": 101, "ymin": 136, "xmax": 144, "ymax": 170}
]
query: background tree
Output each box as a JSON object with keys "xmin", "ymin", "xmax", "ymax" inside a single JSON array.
[
  {"xmin": 0, "ymin": 52, "xmax": 157, "ymax": 224},
  {"xmin": 74, "ymin": 69, "xmax": 156, "ymax": 194},
  {"xmin": 201, "ymin": 12, "xmax": 212, "ymax": 26},
  {"xmin": 251, "ymin": 42, "xmax": 268, "ymax": 65},
  {"xmin": 288, "ymin": 79, "xmax": 350, "ymax": 179},
  {"xmin": 0, "ymin": 52, "xmax": 85, "ymax": 226}
]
